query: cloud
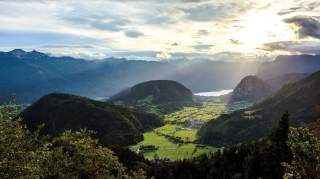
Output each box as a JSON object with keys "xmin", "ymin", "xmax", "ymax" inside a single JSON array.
[
  {"xmin": 0, "ymin": 30, "xmax": 98, "ymax": 47},
  {"xmin": 62, "ymin": 7, "xmax": 130, "ymax": 32},
  {"xmin": 40, "ymin": 44, "xmax": 94, "ymax": 49},
  {"xmin": 156, "ymin": 51, "xmax": 172, "ymax": 60},
  {"xmin": 278, "ymin": 1, "xmax": 320, "ymax": 15},
  {"xmin": 171, "ymin": 42, "xmax": 179, "ymax": 46},
  {"xmin": 125, "ymin": 30, "xmax": 144, "ymax": 38},
  {"xmin": 229, "ymin": 39, "xmax": 241, "ymax": 45},
  {"xmin": 284, "ymin": 16, "xmax": 320, "ymax": 39},
  {"xmin": 181, "ymin": 1, "xmax": 253, "ymax": 22},
  {"xmin": 192, "ymin": 43, "xmax": 214, "ymax": 51},
  {"xmin": 261, "ymin": 41, "xmax": 320, "ymax": 55},
  {"xmin": 197, "ymin": 30, "xmax": 209, "ymax": 36}
]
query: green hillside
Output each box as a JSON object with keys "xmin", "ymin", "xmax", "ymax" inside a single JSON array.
[
  {"xmin": 19, "ymin": 93, "xmax": 164, "ymax": 146},
  {"xmin": 199, "ymin": 71, "xmax": 320, "ymax": 146},
  {"xmin": 110, "ymin": 80, "xmax": 194, "ymax": 114}
]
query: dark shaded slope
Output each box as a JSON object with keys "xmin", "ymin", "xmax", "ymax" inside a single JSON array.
[
  {"xmin": 19, "ymin": 93, "xmax": 164, "ymax": 146},
  {"xmin": 199, "ymin": 71, "xmax": 320, "ymax": 146}
]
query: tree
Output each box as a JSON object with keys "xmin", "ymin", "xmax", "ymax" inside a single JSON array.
[
  {"xmin": 283, "ymin": 127, "xmax": 320, "ymax": 179},
  {"xmin": 252, "ymin": 112, "xmax": 292, "ymax": 179},
  {"xmin": 0, "ymin": 105, "xmax": 146, "ymax": 179},
  {"xmin": 0, "ymin": 105, "xmax": 42, "ymax": 178},
  {"xmin": 271, "ymin": 111, "xmax": 290, "ymax": 143}
]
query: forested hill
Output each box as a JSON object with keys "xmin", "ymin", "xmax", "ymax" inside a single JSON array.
[
  {"xmin": 199, "ymin": 70, "xmax": 320, "ymax": 146},
  {"xmin": 19, "ymin": 93, "xmax": 164, "ymax": 146},
  {"xmin": 229, "ymin": 75, "xmax": 274, "ymax": 103},
  {"xmin": 109, "ymin": 80, "xmax": 194, "ymax": 114}
]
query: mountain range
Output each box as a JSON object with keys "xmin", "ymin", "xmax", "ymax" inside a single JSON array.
[
  {"xmin": 257, "ymin": 54, "xmax": 320, "ymax": 79},
  {"xmin": 1, "ymin": 49, "xmax": 320, "ymax": 106},
  {"xmin": 0, "ymin": 49, "xmax": 260, "ymax": 102}
]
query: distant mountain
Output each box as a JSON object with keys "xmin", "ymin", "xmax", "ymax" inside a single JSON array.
[
  {"xmin": 257, "ymin": 54, "xmax": 320, "ymax": 79},
  {"xmin": 199, "ymin": 70, "xmax": 320, "ymax": 146},
  {"xmin": 265, "ymin": 73, "xmax": 308, "ymax": 91},
  {"xmin": 0, "ymin": 49, "xmax": 260, "ymax": 103},
  {"xmin": 19, "ymin": 93, "xmax": 164, "ymax": 146},
  {"xmin": 229, "ymin": 75, "xmax": 273, "ymax": 104},
  {"xmin": 110, "ymin": 80, "xmax": 194, "ymax": 114}
]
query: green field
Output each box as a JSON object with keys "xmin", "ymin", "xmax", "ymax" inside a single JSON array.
[
  {"xmin": 130, "ymin": 102, "xmax": 230, "ymax": 160},
  {"xmin": 164, "ymin": 102, "xmax": 226, "ymax": 123},
  {"xmin": 130, "ymin": 132, "xmax": 217, "ymax": 160}
]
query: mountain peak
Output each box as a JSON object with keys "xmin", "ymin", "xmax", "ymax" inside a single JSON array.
[
  {"xmin": 9, "ymin": 49, "xmax": 27, "ymax": 57},
  {"xmin": 8, "ymin": 49, "xmax": 48, "ymax": 59},
  {"xmin": 28, "ymin": 50, "xmax": 48, "ymax": 58},
  {"xmin": 229, "ymin": 75, "xmax": 273, "ymax": 103}
]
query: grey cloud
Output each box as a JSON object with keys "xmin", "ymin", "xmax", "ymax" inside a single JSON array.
[
  {"xmin": 229, "ymin": 39, "xmax": 241, "ymax": 45},
  {"xmin": 278, "ymin": 1, "xmax": 320, "ymax": 15},
  {"xmin": 65, "ymin": 15, "xmax": 130, "ymax": 32},
  {"xmin": 198, "ymin": 30, "xmax": 209, "ymax": 36},
  {"xmin": 284, "ymin": 16, "xmax": 320, "ymax": 39},
  {"xmin": 261, "ymin": 41, "xmax": 320, "ymax": 55},
  {"xmin": 58, "ymin": 2, "xmax": 131, "ymax": 32},
  {"xmin": 278, "ymin": 7, "xmax": 304, "ymax": 16},
  {"xmin": 125, "ymin": 30, "xmax": 144, "ymax": 38},
  {"xmin": 193, "ymin": 44, "xmax": 214, "ymax": 51},
  {"xmin": 182, "ymin": 2, "xmax": 252, "ymax": 22}
]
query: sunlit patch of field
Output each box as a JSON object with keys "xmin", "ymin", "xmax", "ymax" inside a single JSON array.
[
  {"xmin": 174, "ymin": 130, "xmax": 197, "ymax": 142},
  {"xmin": 164, "ymin": 102, "xmax": 227, "ymax": 123},
  {"xmin": 155, "ymin": 124, "xmax": 197, "ymax": 142},
  {"xmin": 130, "ymin": 132, "xmax": 217, "ymax": 160}
]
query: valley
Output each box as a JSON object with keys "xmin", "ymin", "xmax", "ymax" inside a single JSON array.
[{"xmin": 131, "ymin": 101, "xmax": 250, "ymax": 160}]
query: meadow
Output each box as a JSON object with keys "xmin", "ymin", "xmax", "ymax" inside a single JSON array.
[
  {"xmin": 130, "ymin": 132, "xmax": 217, "ymax": 160},
  {"xmin": 164, "ymin": 102, "xmax": 226, "ymax": 123},
  {"xmin": 131, "ymin": 102, "xmax": 229, "ymax": 160}
]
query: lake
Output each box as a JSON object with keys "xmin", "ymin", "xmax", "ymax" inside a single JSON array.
[{"xmin": 195, "ymin": 89, "xmax": 233, "ymax": 97}]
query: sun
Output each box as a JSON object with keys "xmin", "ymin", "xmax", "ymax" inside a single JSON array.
[{"xmin": 226, "ymin": 9, "xmax": 295, "ymax": 54}]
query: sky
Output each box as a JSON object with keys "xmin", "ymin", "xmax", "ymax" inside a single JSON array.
[{"xmin": 0, "ymin": 0, "xmax": 320, "ymax": 60}]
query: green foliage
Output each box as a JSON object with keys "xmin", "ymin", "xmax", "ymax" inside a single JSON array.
[
  {"xmin": 0, "ymin": 106, "xmax": 42, "ymax": 178},
  {"xmin": 283, "ymin": 127, "xmax": 320, "ymax": 178},
  {"xmin": 0, "ymin": 106, "xmax": 146, "ymax": 179},
  {"xmin": 41, "ymin": 130, "xmax": 130, "ymax": 179}
]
